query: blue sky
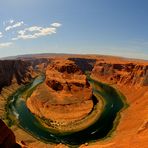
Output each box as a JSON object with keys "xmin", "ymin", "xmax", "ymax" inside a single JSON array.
[{"xmin": 0, "ymin": 0, "xmax": 148, "ymax": 59}]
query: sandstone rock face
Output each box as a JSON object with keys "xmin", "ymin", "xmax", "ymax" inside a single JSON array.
[
  {"xmin": 0, "ymin": 119, "xmax": 21, "ymax": 148},
  {"xmin": 68, "ymin": 58, "xmax": 96, "ymax": 73},
  {"xmin": 46, "ymin": 60, "xmax": 91, "ymax": 97},
  {"xmin": 0, "ymin": 58, "xmax": 49, "ymax": 92},
  {"xmin": 27, "ymin": 59, "xmax": 93, "ymax": 123},
  {"xmin": 0, "ymin": 55, "xmax": 147, "ymax": 148},
  {"xmin": 92, "ymin": 62, "xmax": 148, "ymax": 86},
  {"xmin": 0, "ymin": 60, "xmax": 14, "ymax": 91}
]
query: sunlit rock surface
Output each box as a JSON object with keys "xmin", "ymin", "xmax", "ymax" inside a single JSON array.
[
  {"xmin": 0, "ymin": 54, "xmax": 147, "ymax": 148},
  {"xmin": 27, "ymin": 59, "xmax": 93, "ymax": 123}
]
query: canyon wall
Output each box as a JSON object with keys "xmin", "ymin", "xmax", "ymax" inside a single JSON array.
[
  {"xmin": 92, "ymin": 61, "xmax": 148, "ymax": 86},
  {"xmin": 1, "ymin": 56, "xmax": 147, "ymax": 92},
  {"xmin": 0, "ymin": 55, "xmax": 147, "ymax": 148},
  {"xmin": 0, "ymin": 57, "xmax": 97, "ymax": 92},
  {"xmin": 0, "ymin": 58, "xmax": 49, "ymax": 92}
]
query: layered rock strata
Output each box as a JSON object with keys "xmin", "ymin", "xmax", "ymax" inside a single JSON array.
[
  {"xmin": 0, "ymin": 55, "xmax": 147, "ymax": 148},
  {"xmin": 27, "ymin": 60, "xmax": 93, "ymax": 124},
  {"xmin": 0, "ymin": 58, "xmax": 50, "ymax": 92},
  {"xmin": 92, "ymin": 61, "xmax": 148, "ymax": 86}
]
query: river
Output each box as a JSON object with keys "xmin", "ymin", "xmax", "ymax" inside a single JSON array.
[{"xmin": 7, "ymin": 74, "xmax": 127, "ymax": 146}]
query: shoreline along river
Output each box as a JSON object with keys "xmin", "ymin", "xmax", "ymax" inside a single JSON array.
[{"xmin": 6, "ymin": 74, "xmax": 127, "ymax": 146}]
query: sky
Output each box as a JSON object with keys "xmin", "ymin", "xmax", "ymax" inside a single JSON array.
[{"xmin": 0, "ymin": 0, "xmax": 148, "ymax": 60}]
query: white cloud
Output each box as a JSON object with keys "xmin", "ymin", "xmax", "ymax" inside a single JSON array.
[
  {"xmin": 51, "ymin": 23, "xmax": 62, "ymax": 27},
  {"xmin": 3, "ymin": 19, "xmax": 15, "ymax": 26},
  {"xmin": 9, "ymin": 19, "xmax": 14, "ymax": 24},
  {"xmin": 12, "ymin": 26, "xmax": 57, "ymax": 40},
  {"xmin": 0, "ymin": 32, "xmax": 3, "ymax": 38},
  {"xmin": 5, "ymin": 21, "xmax": 24, "ymax": 31},
  {"xmin": 2, "ymin": 20, "xmax": 61, "ymax": 41},
  {"xmin": 0, "ymin": 42, "xmax": 12, "ymax": 48}
]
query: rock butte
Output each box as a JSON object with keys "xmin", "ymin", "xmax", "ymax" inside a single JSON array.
[
  {"xmin": 27, "ymin": 60, "xmax": 93, "ymax": 125},
  {"xmin": 0, "ymin": 54, "xmax": 147, "ymax": 148}
]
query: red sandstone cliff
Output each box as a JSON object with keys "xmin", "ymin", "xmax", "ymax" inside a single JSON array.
[
  {"xmin": 0, "ymin": 58, "xmax": 50, "ymax": 92},
  {"xmin": 92, "ymin": 61, "xmax": 148, "ymax": 86},
  {"xmin": 27, "ymin": 59, "xmax": 93, "ymax": 123},
  {"xmin": 0, "ymin": 55, "xmax": 147, "ymax": 148}
]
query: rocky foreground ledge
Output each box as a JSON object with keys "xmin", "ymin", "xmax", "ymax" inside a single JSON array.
[{"xmin": 0, "ymin": 119, "xmax": 21, "ymax": 148}]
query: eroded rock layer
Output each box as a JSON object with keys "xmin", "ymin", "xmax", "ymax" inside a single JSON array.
[
  {"xmin": 27, "ymin": 59, "xmax": 93, "ymax": 124},
  {"xmin": 0, "ymin": 54, "xmax": 147, "ymax": 148},
  {"xmin": 92, "ymin": 61, "xmax": 148, "ymax": 86},
  {"xmin": 0, "ymin": 58, "xmax": 49, "ymax": 92}
]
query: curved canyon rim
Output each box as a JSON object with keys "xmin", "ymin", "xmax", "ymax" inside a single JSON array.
[
  {"xmin": 6, "ymin": 72, "xmax": 127, "ymax": 145},
  {"xmin": 0, "ymin": 55, "xmax": 147, "ymax": 148}
]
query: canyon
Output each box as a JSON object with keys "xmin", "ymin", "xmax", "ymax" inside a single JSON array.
[{"xmin": 0, "ymin": 54, "xmax": 147, "ymax": 148}]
